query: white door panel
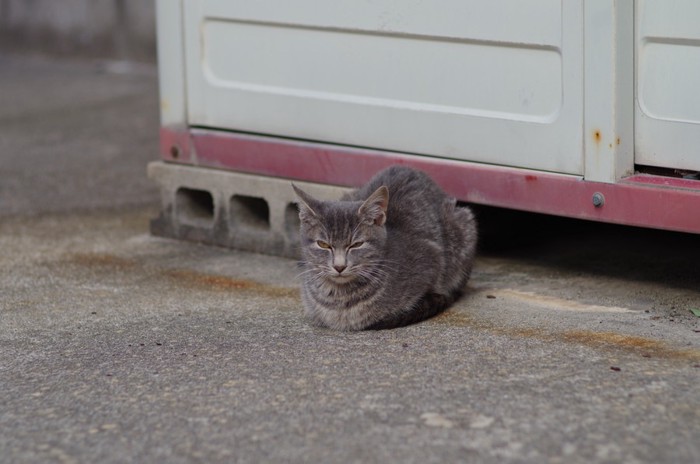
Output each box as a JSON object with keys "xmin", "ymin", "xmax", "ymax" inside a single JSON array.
[
  {"xmin": 636, "ymin": 0, "xmax": 700, "ymax": 171},
  {"xmin": 184, "ymin": 0, "xmax": 583, "ymax": 174}
]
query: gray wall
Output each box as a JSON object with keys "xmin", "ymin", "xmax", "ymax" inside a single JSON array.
[{"xmin": 0, "ymin": 0, "xmax": 156, "ymax": 61}]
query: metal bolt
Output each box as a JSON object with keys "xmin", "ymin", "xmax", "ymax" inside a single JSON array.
[
  {"xmin": 170, "ymin": 145, "xmax": 181, "ymax": 159},
  {"xmin": 592, "ymin": 192, "xmax": 605, "ymax": 208}
]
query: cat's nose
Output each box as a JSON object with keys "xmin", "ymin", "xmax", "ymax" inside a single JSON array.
[{"xmin": 333, "ymin": 264, "xmax": 347, "ymax": 274}]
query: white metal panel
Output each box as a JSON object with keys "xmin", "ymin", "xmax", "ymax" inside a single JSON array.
[
  {"xmin": 184, "ymin": 0, "xmax": 583, "ymax": 174},
  {"xmin": 636, "ymin": 0, "xmax": 700, "ymax": 171},
  {"xmin": 156, "ymin": 0, "xmax": 186, "ymax": 127},
  {"xmin": 583, "ymin": 0, "xmax": 634, "ymax": 183}
]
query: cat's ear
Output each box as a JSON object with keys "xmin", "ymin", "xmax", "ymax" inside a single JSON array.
[
  {"xmin": 292, "ymin": 183, "xmax": 320, "ymax": 222},
  {"xmin": 358, "ymin": 186, "xmax": 389, "ymax": 226}
]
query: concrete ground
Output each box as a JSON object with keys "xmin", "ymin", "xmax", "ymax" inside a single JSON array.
[{"xmin": 1, "ymin": 53, "xmax": 699, "ymax": 464}]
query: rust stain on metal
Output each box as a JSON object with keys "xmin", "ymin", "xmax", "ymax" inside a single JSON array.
[{"xmin": 593, "ymin": 130, "xmax": 602, "ymax": 144}]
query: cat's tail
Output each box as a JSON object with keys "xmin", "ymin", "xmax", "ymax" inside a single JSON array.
[{"xmin": 365, "ymin": 290, "xmax": 461, "ymax": 330}]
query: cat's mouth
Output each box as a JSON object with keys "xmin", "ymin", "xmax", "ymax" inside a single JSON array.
[{"xmin": 329, "ymin": 273, "xmax": 355, "ymax": 283}]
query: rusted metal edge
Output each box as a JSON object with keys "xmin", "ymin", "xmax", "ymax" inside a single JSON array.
[{"xmin": 159, "ymin": 127, "xmax": 700, "ymax": 234}]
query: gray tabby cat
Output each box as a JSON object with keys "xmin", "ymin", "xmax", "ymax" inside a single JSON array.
[{"xmin": 293, "ymin": 165, "xmax": 477, "ymax": 330}]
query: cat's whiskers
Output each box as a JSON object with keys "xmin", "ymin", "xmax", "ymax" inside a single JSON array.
[
  {"xmin": 354, "ymin": 265, "xmax": 390, "ymax": 285},
  {"xmin": 296, "ymin": 265, "xmax": 331, "ymax": 287}
]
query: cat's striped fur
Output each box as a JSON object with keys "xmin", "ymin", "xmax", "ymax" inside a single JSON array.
[{"xmin": 294, "ymin": 165, "xmax": 477, "ymax": 330}]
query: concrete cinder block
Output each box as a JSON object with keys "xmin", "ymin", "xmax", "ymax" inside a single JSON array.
[{"xmin": 147, "ymin": 162, "xmax": 351, "ymax": 259}]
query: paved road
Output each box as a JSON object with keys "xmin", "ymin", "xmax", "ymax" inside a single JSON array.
[
  {"xmin": 0, "ymin": 54, "xmax": 159, "ymax": 215},
  {"xmin": 1, "ymin": 54, "xmax": 699, "ymax": 463}
]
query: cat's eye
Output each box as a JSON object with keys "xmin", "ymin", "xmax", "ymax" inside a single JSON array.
[
  {"xmin": 349, "ymin": 241, "xmax": 364, "ymax": 249},
  {"xmin": 316, "ymin": 240, "xmax": 332, "ymax": 249}
]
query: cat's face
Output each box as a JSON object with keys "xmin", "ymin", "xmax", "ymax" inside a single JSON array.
[{"xmin": 293, "ymin": 185, "xmax": 389, "ymax": 284}]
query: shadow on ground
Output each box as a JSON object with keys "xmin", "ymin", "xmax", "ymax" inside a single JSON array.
[{"xmin": 474, "ymin": 205, "xmax": 700, "ymax": 293}]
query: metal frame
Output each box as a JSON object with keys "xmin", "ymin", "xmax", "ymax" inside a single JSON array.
[
  {"xmin": 583, "ymin": 0, "xmax": 634, "ymax": 183},
  {"xmin": 160, "ymin": 127, "xmax": 700, "ymax": 234},
  {"xmin": 155, "ymin": 0, "xmax": 700, "ymax": 235}
]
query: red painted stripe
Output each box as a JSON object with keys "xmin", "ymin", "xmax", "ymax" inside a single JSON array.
[{"xmin": 159, "ymin": 127, "xmax": 700, "ymax": 234}]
